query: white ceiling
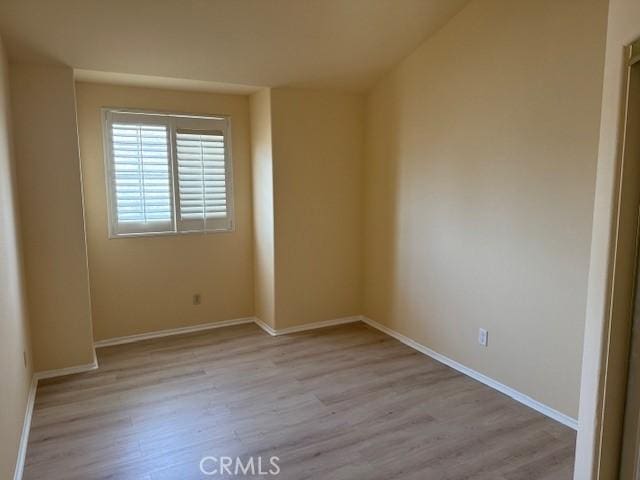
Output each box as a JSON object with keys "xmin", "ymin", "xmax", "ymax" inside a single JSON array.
[{"xmin": 0, "ymin": 0, "xmax": 470, "ymax": 92}]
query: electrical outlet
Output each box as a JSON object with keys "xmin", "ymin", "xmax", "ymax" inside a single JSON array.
[
  {"xmin": 478, "ymin": 328, "xmax": 488, "ymax": 347},
  {"xmin": 193, "ymin": 293, "xmax": 201, "ymax": 305}
]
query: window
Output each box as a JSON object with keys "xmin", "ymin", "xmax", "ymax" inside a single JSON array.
[{"xmin": 103, "ymin": 110, "xmax": 233, "ymax": 237}]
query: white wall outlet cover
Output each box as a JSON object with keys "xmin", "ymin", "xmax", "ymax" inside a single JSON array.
[{"xmin": 478, "ymin": 328, "xmax": 488, "ymax": 347}]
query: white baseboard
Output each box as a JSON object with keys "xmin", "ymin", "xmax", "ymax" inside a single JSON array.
[
  {"xmin": 361, "ymin": 316, "xmax": 578, "ymax": 430},
  {"xmin": 13, "ymin": 376, "xmax": 37, "ymax": 480},
  {"xmin": 14, "ymin": 351, "xmax": 99, "ymax": 479},
  {"xmin": 254, "ymin": 315, "xmax": 362, "ymax": 336},
  {"xmin": 254, "ymin": 317, "xmax": 277, "ymax": 336},
  {"xmin": 94, "ymin": 315, "xmax": 361, "ymax": 345},
  {"xmin": 94, "ymin": 317, "xmax": 255, "ymax": 348},
  {"xmin": 34, "ymin": 359, "xmax": 99, "ymax": 381}
]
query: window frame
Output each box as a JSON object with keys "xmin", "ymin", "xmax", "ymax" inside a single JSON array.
[{"xmin": 101, "ymin": 108, "xmax": 235, "ymax": 239}]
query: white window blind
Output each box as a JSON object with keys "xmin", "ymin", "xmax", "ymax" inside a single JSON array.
[
  {"xmin": 103, "ymin": 110, "xmax": 233, "ymax": 237},
  {"xmin": 111, "ymin": 123, "xmax": 172, "ymax": 233},
  {"xmin": 175, "ymin": 129, "xmax": 229, "ymax": 232}
]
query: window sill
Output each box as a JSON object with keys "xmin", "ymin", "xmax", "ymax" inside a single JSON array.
[{"xmin": 108, "ymin": 228, "xmax": 235, "ymax": 239}]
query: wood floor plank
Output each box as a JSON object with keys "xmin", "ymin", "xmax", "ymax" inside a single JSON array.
[{"xmin": 23, "ymin": 322, "xmax": 576, "ymax": 479}]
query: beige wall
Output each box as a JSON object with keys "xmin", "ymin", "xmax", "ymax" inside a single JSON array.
[
  {"xmin": 0, "ymin": 38, "xmax": 32, "ymax": 480},
  {"xmin": 363, "ymin": 0, "xmax": 608, "ymax": 418},
  {"xmin": 270, "ymin": 88, "xmax": 364, "ymax": 329},
  {"xmin": 10, "ymin": 64, "xmax": 94, "ymax": 371},
  {"xmin": 576, "ymin": 0, "xmax": 640, "ymax": 477},
  {"xmin": 250, "ymin": 89, "xmax": 276, "ymax": 328},
  {"xmin": 75, "ymin": 83, "xmax": 254, "ymax": 341}
]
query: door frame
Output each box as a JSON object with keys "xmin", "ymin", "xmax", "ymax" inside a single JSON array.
[{"xmin": 577, "ymin": 37, "xmax": 640, "ymax": 479}]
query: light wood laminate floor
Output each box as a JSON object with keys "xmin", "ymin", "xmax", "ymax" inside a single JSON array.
[{"xmin": 23, "ymin": 322, "xmax": 576, "ymax": 480}]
